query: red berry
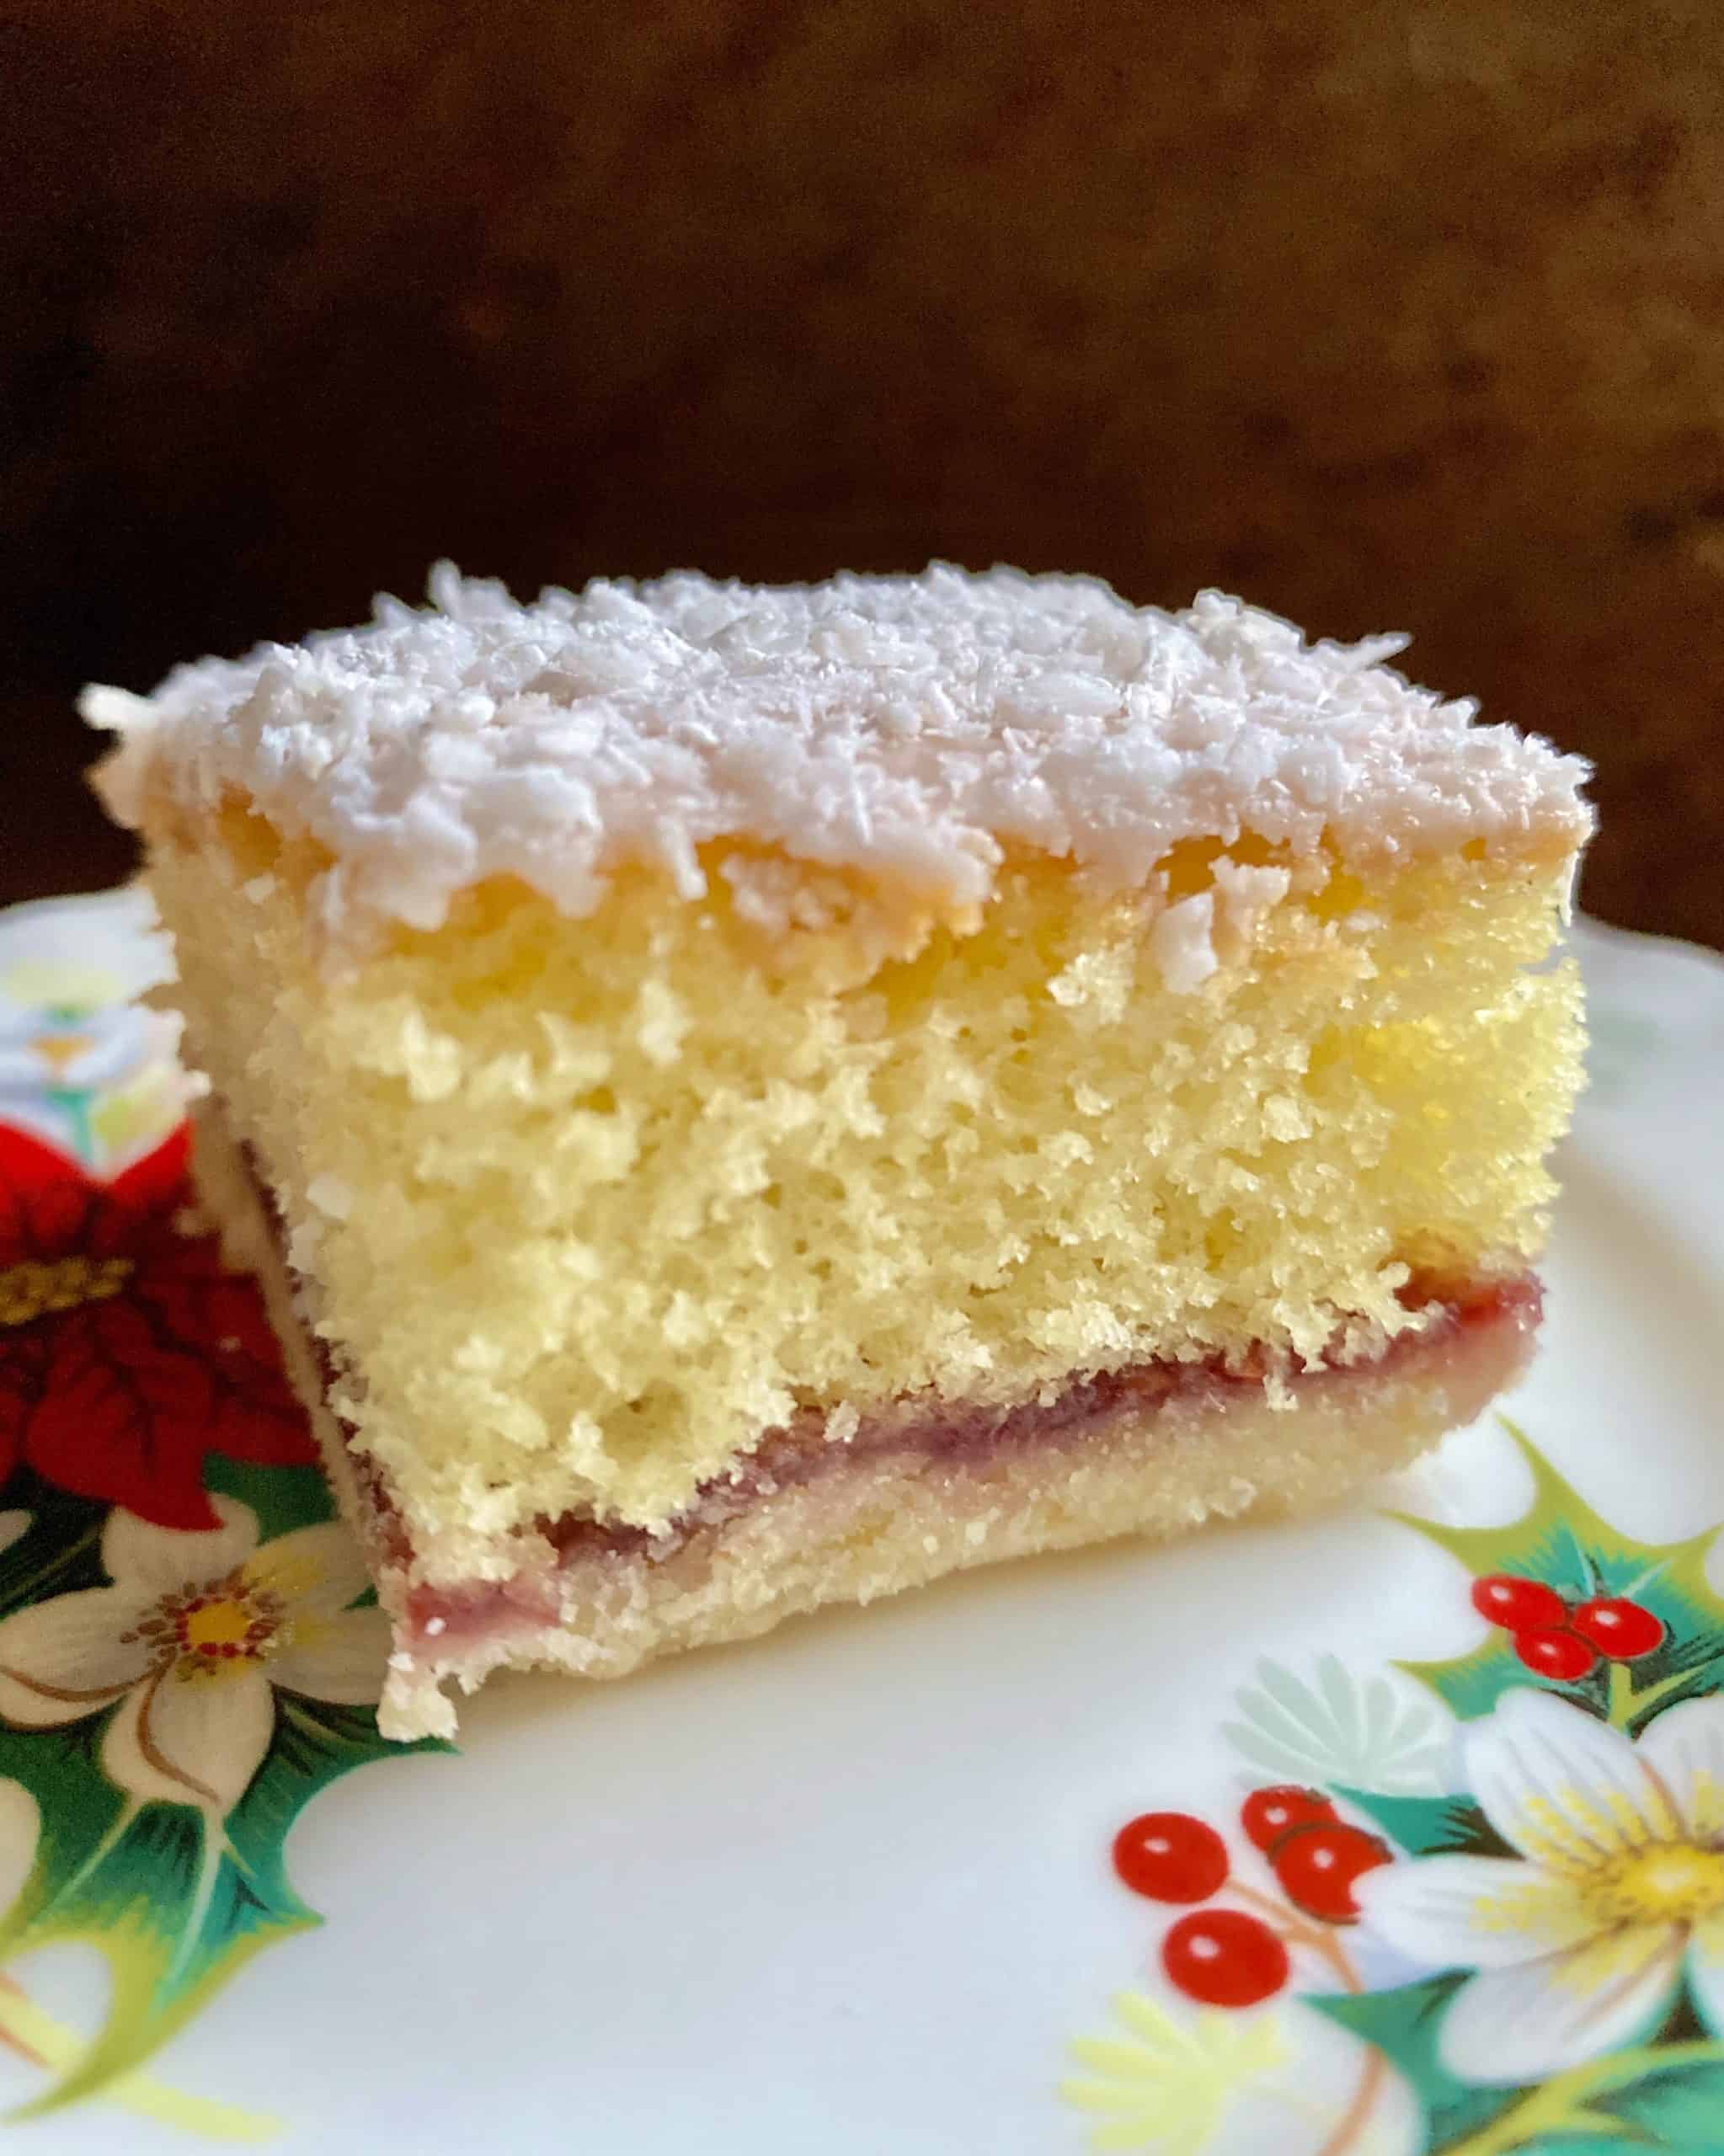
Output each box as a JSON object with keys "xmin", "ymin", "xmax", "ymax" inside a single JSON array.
[
  {"xmin": 1161, "ymin": 1908, "xmax": 1289, "ymax": 2007},
  {"xmin": 1113, "ymin": 1812, "xmax": 1229, "ymax": 1903},
  {"xmin": 1471, "ymin": 1573, "xmax": 1568, "ymax": 1631},
  {"xmin": 1571, "ymin": 1597, "xmax": 1665, "ymax": 1661},
  {"xmin": 1270, "ymin": 1822, "xmax": 1393, "ymax": 1923},
  {"xmin": 1240, "ymin": 1785, "xmax": 1337, "ymax": 1852},
  {"xmin": 1513, "ymin": 1627, "xmax": 1599, "ymax": 1682}
]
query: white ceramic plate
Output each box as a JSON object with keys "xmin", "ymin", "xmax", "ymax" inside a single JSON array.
[{"xmin": 0, "ymin": 894, "xmax": 1719, "ymax": 2156}]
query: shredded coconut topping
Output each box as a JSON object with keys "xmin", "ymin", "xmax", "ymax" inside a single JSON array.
[{"xmin": 85, "ymin": 563, "xmax": 1591, "ymax": 946}]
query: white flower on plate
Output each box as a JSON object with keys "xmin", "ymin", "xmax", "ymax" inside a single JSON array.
[
  {"xmin": 1064, "ymin": 1991, "xmax": 1418, "ymax": 2155},
  {"xmin": 1360, "ymin": 1687, "xmax": 1724, "ymax": 2084},
  {"xmin": 1064, "ymin": 1993, "xmax": 1289, "ymax": 2153},
  {"xmin": 1225, "ymin": 1656, "xmax": 1448, "ymax": 1797},
  {"xmin": 0, "ymin": 1497, "xmax": 388, "ymax": 1817}
]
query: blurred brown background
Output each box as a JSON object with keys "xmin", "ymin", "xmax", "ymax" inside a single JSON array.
[{"xmin": 3, "ymin": 0, "xmax": 1722, "ymax": 944}]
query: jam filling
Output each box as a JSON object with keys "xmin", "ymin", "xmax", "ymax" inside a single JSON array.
[
  {"xmin": 238, "ymin": 1147, "xmax": 1539, "ymax": 1657},
  {"xmin": 392, "ymin": 1274, "xmax": 1539, "ymax": 1651}
]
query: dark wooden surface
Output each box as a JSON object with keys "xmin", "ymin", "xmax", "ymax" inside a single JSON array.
[{"xmin": 5, "ymin": 1, "xmax": 1723, "ymax": 944}]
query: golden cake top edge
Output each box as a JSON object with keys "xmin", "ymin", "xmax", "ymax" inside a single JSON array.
[{"xmin": 83, "ymin": 563, "xmax": 1593, "ymax": 955}]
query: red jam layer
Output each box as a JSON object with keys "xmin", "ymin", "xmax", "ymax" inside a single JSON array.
[{"xmin": 392, "ymin": 1274, "xmax": 1540, "ymax": 1653}]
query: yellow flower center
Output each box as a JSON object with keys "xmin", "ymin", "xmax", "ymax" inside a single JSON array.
[
  {"xmin": 183, "ymin": 1601, "xmax": 253, "ymax": 1652},
  {"xmin": 1586, "ymin": 1843, "xmax": 1724, "ymax": 1929},
  {"xmin": 32, "ymin": 1033, "xmax": 93, "ymax": 1075},
  {"xmin": 121, "ymin": 1570, "xmax": 290, "ymax": 1684},
  {"xmin": 0, "ymin": 1255, "xmax": 134, "ymax": 1328}
]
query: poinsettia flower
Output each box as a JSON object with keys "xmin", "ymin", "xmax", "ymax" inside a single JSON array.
[
  {"xmin": 0, "ymin": 1123, "xmax": 313, "ymax": 1529},
  {"xmin": 0, "ymin": 1497, "xmax": 387, "ymax": 1815},
  {"xmin": 1359, "ymin": 1688, "xmax": 1724, "ymax": 2084}
]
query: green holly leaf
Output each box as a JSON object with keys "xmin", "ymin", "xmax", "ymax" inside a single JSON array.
[
  {"xmin": 1316, "ymin": 1968, "xmax": 1724, "ymax": 2155},
  {"xmin": 1506, "ymin": 2141, "xmax": 1641, "ymax": 2155},
  {"xmin": 1309, "ymin": 1974, "xmax": 1525, "ymax": 2150},
  {"xmin": 1409, "ymin": 2040, "xmax": 1724, "ymax": 2156},
  {"xmin": 1592, "ymin": 2052, "xmax": 1724, "ymax": 2148},
  {"xmin": 1331, "ymin": 1786, "xmax": 1515, "ymax": 1860},
  {"xmin": 0, "ymin": 1691, "xmax": 446, "ymax": 2117},
  {"xmin": 0, "ymin": 1471, "xmax": 109, "ymax": 1624},
  {"xmin": 1390, "ymin": 1422, "xmax": 1724, "ymax": 1732},
  {"xmin": 204, "ymin": 1451, "xmax": 339, "ymax": 1546}
]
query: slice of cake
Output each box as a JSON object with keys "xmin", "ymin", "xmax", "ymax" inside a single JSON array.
[{"xmin": 86, "ymin": 567, "xmax": 1591, "ymax": 1738}]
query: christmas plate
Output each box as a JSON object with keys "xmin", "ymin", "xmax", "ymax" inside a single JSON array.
[{"xmin": 0, "ymin": 889, "xmax": 1721, "ymax": 2156}]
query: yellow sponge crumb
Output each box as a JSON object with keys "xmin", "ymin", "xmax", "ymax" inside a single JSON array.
[{"xmin": 144, "ymin": 809, "xmax": 1582, "ymax": 1576}]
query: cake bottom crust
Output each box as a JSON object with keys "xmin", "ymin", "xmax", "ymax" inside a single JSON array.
[{"xmin": 379, "ymin": 1283, "xmax": 1533, "ymax": 1737}]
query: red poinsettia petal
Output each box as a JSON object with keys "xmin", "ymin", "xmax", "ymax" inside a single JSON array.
[
  {"xmin": 90, "ymin": 1127, "xmax": 195, "ymax": 1251},
  {"xmin": 182, "ymin": 1268, "xmax": 317, "ymax": 1467},
  {"xmin": 2, "ymin": 1122, "xmax": 317, "ymax": 1517},
  {"xmin": 0, "ymin": 1123, "xmax": 82, "ymax": 1207},
  {"xmin": 0, "ymin": 1126, "xmax": 102, "ymax": 1269},
  {"xmin": 204, "ymin": 1378, "xmax": 318, "ymax": 1470},
  {"xmin": 129, "ymin": 1239, "xmax": 318, "ymax": 1471},
  {"xmin": 128, "ymin": 1231, "xmax": 250, "ymax": 1339},
  {"xmin": 0, "ymin": 1122, "xmax": 196, "ymax": 1270},
  {"xmin": 0, "ymin": 1335, "xmax": 35, "ymax": 1492},
  {"xmin": 26, "ymin": 1303, "xmax": 222, "ymax": 1531}
]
